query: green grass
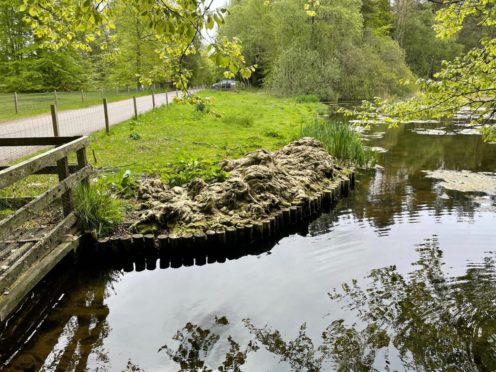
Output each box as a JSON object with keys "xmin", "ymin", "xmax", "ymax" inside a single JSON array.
[
  {"xmin": 0, "ymin": 89, "xmax": 164, "ymax": 123},
  {"xmin": 300, "ymin": 120, "xmax": 374, "ymax": 167},
  {"xmin": 88, "ymin": 89, "xmax": 322, "ymax": 176}
]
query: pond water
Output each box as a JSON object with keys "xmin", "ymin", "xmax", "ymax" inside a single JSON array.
[{"xmin": 3, "ymin": 122, "xmax": 496, "ymax": 371}]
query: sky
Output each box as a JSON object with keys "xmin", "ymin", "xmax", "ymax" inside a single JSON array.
[{"xmin": 211, "ymin": 0, "xmax": 229, "ymax": 10}]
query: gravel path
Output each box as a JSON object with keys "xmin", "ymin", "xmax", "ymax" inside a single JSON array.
[{"xmin": 0, "ymin": 90, "xmax": 184, "ymax": 163}]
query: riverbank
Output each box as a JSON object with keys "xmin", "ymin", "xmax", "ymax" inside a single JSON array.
[{"xmin": 89, "ymin": 90, "xmax": 325, "ymax": 176}]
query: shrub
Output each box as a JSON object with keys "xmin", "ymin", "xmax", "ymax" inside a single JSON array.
[
  {"xmin": 301, "ymin": 120, "xmax": 374, "ymax": 167},
  {"xmin": 73, "ymin": 184, "xmax": 124, "ymax": 236}
]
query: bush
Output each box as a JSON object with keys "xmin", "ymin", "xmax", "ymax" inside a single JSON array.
[
  {"xmin": 301, "ymin": 120, "xmax": 374, "ymax": 167},
  {"xmin": 73, "ymin": 184, "xmax": 124, "ymax": 236}
]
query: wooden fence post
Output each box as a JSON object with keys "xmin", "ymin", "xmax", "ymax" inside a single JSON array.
[
  {"xmin": 14, "ymin": 92, "xmax": 18, "ymax": 114},
  {"xmin": 57, "ymin": 156, "xmax": 73, "ymax": 216},
  {"xmin": 133, "ymin": 96, "xmax": 138, "ymax": 119},
  {"xmin": 77, "ymin": 148, "xmax": 89, "ymax": 186},
  {"xmin": 152, "ymin": 92, "xmax": 156, "ymax": 108},
  {"xmin": 103, "ymin": 98, "xmax": 110, "ymax": 134},
  {"xmin": 50, "ymin": 104, "xmax": 60, "ymax": 137}
]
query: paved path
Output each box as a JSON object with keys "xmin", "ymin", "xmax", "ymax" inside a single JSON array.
[{"xmin": 0, "ymin": 91, "xmax": 184, "ymax": 163}]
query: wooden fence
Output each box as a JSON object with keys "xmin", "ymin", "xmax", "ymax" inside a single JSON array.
[{"xmin": 0, "ymin": 136, "xmax": 90, "ymax": 321}]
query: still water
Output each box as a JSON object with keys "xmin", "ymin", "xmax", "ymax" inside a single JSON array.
[{"xmin": 3, "ymin": 122, "xmax": 496, "ymax": 371}]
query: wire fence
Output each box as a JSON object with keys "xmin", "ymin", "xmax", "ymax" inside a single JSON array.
[
  {"xmin": 0, "ymin": 88, "xmax": 201, "ymax": 164},
  {"xmin": 0, "ymin": 86, "xmax": 170, "ymax": 122}
]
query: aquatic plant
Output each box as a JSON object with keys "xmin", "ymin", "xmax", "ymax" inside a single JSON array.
[
  {"xmin": 73, "ymin": 184, "xmax": 124, "ymax": 236},
  {"xmin": 300, "ymin": 120, "xmax": 373, "ymax": 167}
]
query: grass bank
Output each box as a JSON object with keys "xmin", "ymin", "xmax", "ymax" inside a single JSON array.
[
  {"xmin": 89, "ymin": 90, "xmax": 323, "ymax": 178},
  {"xmin": 2, "ymin": 90, "xmax": 324, "ymax": 198}
]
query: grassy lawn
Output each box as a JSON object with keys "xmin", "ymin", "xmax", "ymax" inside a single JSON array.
[
  {"xmin": 1, "ymin": 90, "xmax": 323, "ymax": 198},
  {"xmin": 0, "ymin": 89, "xmax": 166, "ymax": 123},
  {"xmin": 89, "ymin": 89, "xmax": 323, "ymax": 176}
]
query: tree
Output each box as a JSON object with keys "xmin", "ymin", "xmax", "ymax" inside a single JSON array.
[
  {"xmin": 392, "ymin": 1, "xmax": 463, "ymax": 78},
  {"xmin": 220, "ymin": 0, "xmax": 414, "ymax": 100},
  {"xmin": 20, "ymin": 0, "xmax": 255, "ymax": 92},
  {"xmin": 0, "ymin": 0, "xmax": 92, "ymax": 92},
  {"xmin": 354, "ymin": 0, "xmax": 496, "ymax": 141}
]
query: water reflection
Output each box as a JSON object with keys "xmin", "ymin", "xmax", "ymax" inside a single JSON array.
[
  {"xmin": 160, "ymin": 237, "xmax": 496, "ymax": 371},
  {"xmin": 3, "ymin": 270, "xmax": 119, "ymax": 371},
  {"xmin": 2, "ymin": 122, "xmax": 496, "ymax": 370}
]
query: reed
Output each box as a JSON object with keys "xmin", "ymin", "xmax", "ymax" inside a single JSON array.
[
  {"xmin": 73, "ymin": 184, "xmax": 124, "ymax": 236},
  {"xmin": 300, "ymin": 120, "xmax": 373, "ymax": 167}
]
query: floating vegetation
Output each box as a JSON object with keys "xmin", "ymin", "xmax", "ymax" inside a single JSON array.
[{"xmin": 423, "ymin": 170, "xmax": 496, "ymax": 195}]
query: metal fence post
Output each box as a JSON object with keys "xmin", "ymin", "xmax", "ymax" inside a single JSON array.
[
  {"xmin": 14, "ymin": 92, "xmax": 18, "ymax": 114},
  {"xmin": 81, "ymin": 89, "xmax": 84, "ymax": 102},
  {"xmin": 54, "ymin": 90, "xmax": 58, "ymax": 106},
  {"xmin": 103, "ymin": 98, "xmax": 110, "ymax": 134},
  {"xmin": 152, "ymin": 92, "xmax": 156, "ymax": 108},
  {"xmin": 165, "ymin": 92, "xmax": 169, "ymax": 106},
  {"xmin": 50, "ymin": 104, "xmax": 60, "ymax": 137},
  {"xmin": 133, "ymin": 96, "xmax": 138, "ymax": 120}
]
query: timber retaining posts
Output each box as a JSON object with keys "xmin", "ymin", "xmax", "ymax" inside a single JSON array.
[{"xmin": 90, "ymin": 173, "xmax": 355, "ymax": 268}]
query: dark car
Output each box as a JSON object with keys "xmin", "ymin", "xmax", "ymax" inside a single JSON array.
[{"xmin": 211, "ymin": 79, "xmax": 237, "ymax": 89}]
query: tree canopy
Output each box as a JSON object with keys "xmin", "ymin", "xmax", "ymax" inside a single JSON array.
[
  {"xmin": 220, "ymin": 0, "xmax": 416, "ymax": 100},
  {"xmin": 1, "ymin": 0, "xmax": 255, "ymax": 92},
  {"xmin": 352, "ymin": 0, "xmax": 496, "ymax": 141}
]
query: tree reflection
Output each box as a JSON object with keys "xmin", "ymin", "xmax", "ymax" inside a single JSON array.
[{"xmin": 162, "ymin": 237, "xmax": 496, "ymax": 371}]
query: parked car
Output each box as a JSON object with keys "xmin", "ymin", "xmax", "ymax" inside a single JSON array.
[{"xmin": 211, "ymin": 79, "xmax": 237, "ymax": 89}]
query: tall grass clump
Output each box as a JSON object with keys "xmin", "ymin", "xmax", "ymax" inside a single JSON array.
[
  {"xmin": 301, "ymin": 120, "xmax": 373, "ymax": 167},
  {"xmin": 295, "ymin": 95, "xmax": 320, "ymax": 103},
  {"xmin": 73, "ymin": 184, "xmax": 124, "ymax": 236}
]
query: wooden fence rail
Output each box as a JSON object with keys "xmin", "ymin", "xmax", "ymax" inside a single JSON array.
[{"xmin": 0, "ymin": 136, "xmax": 90, "ymax": 321}]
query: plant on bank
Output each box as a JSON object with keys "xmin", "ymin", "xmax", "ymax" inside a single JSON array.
[
  {"xmin": 73, "ymin": 184, "xmax": 124, "ymax": 237},
  {"xmin": 301, "ymin": 120, "xmax": 374, "ymax": 168},
  {"xmin": 160, "ymin": 158, "xmax": 229, "ymax": 186}
]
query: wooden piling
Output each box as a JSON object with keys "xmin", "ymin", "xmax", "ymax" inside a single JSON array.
[
  {"xmin": 253, "ymin": 222, "xmax": 263, "ymax": 241},
  {"xmin": 289, "ymin": 207, "xmax": 298, "ymax": 224},
  {"xmin": 226, "ymin": 226, "xmax": 237, "ymax": 244},
  {"xmin": 262, "ymin": 220, "xmax": 271, "ymax": 239},
  {"xmin": 245, "ymin": 224, "xmax": 254, "ymax": 243},
  {"xmin": 282, "ymin": 208, "xmax": 291, "ymax": 226}
]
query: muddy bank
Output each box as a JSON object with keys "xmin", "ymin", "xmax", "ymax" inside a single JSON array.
[{"xmin": 124, "ymin": 138, "xmax": 352, "ymax": 237}]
